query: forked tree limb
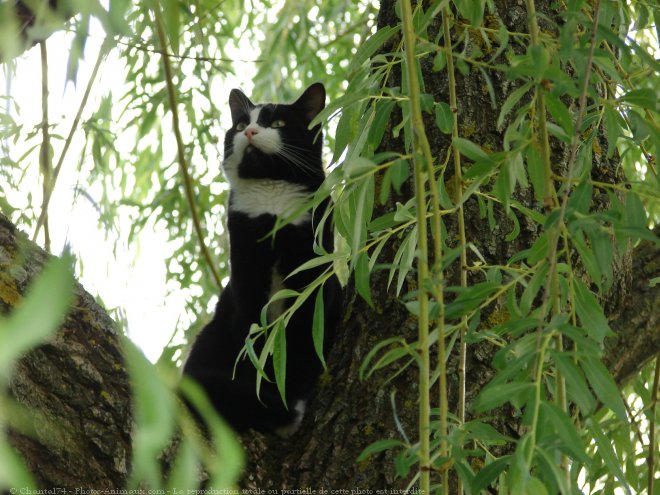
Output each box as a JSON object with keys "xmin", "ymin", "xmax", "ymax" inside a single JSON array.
[
  {"xmin": 0, "ymin": 220, "xmax": 657, "ymax": 488},
  {"xmin": 605, "ymin": 226, "xmax": 660, "ymax": 385},
  {"xmin": 0, "ymin": 214, "xmax": 131, "ymax": 488}
]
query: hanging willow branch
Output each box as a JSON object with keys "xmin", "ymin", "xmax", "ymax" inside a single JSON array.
[
  {"xmin": 400, "ymin": 1, "xmax": 434, "ymax": 492},
  {"xmin": 441, "ymin": 7, "xmax": 469, "ymax": 494},
  {"xmin": 152, "ymin": 3, "xmax": 222, "ymax": 290},
  {"xmin": 648, "ymin": 357, "xmax": 659, "ymax": 495},
  {"xmin": 32, "ymin": 42, "xmax": 106, "ymax": 244},
  {"xmin": 38, "ymin": 41, "xmax": 51, "ymax": 251}
]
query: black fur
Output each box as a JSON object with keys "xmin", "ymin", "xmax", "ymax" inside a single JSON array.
[{"xmin": 183, "ymin": 83, "xmax": 341, "ymax": 433}]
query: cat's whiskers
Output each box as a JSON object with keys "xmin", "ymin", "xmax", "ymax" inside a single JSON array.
[
  {"xmin": 280, "ymin": 143, "xmax": 315, "ymax": 160},
  {"xmin": 280, "ymin": 141, "xmax": 317, "ymax": 160},
  {"xmin": 276, "ymin": 151, "xmax": 314, "ymax": 175},
  {"xmin": 276, "ymin": 144, "xmax": 319, "ymax": 175}
]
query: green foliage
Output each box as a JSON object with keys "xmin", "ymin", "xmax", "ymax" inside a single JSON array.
[
  {"xmin": 126, "ymin": 341, "xmax": 244, "ymax": 488},
  {"xmin": 321, "ymin": 0, "xmax": 660, "ymax": 493},
  {"xmin": 0, "ymin": 251, "xmax": 242, "ymax": 489},
  {"xmin": 1, "ymin": 0, "xmax": 374, "ymax": 488}
]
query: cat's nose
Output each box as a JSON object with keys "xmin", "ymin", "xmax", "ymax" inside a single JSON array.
[{"xmin": 245, "ymin": 128, "xmax": 258, "ymax": 142}]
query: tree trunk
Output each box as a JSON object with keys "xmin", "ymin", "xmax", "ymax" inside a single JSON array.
[
  {"xmin": 1, "ymin": 216, "xmax": 656, "ymax": 489},
  {"xmin": 0, "ymin": 214, "xmax": 132, "ymax": 488},
  {"xmin": 605, "ymin": 226, "xmax": 660, "ymax": 384},
  {"xmin": 240, "ymin": 0, "xmax": 660, "ymax": 490}
]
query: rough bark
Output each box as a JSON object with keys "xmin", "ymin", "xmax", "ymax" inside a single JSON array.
[
  {"xmin": 0, "ymin": 214, "xmax": 131, "ymax": 489},
  {"xmin": 240, "ymin": 0, "xmax": 660, "ymax": 490},
  {"xmin": 1, "ymin": 214, "xmax": 656, "ymax": 489},
  {"xmin": 605, "ymin": 226, "xmax": 660, "ymax": 385}
]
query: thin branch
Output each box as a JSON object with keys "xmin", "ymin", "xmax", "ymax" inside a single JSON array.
[
  {"xmin": 557, "ymin": 0, "xmax": 602, "ymax": 215},
  {"xmin": 534, "ymin": 0, "xmax": 602, "ymax": 480},
  {"xmin": 649, "ymin": 357, "xmax": 660, "ymax": 495},
  {"xmin": 38, "ymin": 41, "xmax": 51, "ymax": 251},
  {"xmin": 441, "ymin": 7, "xmax": 463, "ymax": 495},
  {"xmin": 153, "ymin": 3, "xmax": 222, "ymax": 290},
  {"xmin": 400, "ymin": 1, "xmax": 432, "ymax": 493},
  {"xmin": 32, "ymin": 44, "xmax": 107, "ymax": 243},
  {"xmin": 539, "ymin": 0, "xmax": 603, "ymax": 326},
  {"xmin": 114, "ymin": 38, "xmax": 263, "ymax": 64},
  {"xmin": 524, "ymin": 0, "xmax": 556, "ymax": 209},
  {"xmin": 623, "ymin": 395, "xmax": 646, "ymax": 447}
]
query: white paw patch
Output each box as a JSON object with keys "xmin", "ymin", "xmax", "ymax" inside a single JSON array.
[{"xmin": 274, "ymin": 399, "xmax": 307, "ymax": 438}]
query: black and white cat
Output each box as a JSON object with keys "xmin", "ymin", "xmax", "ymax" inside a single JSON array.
[{"xmin": 183, "ymin": 83, "xmax": 342, "ymax": 434}]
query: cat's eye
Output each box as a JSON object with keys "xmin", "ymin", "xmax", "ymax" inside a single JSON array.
[
  {"xmin": 271, "ymin": 120, "xmax": 286, "ymax": 128},
  {"xmin": 236, "ymin": 122, "xmax": 247, "ymax": 131}
]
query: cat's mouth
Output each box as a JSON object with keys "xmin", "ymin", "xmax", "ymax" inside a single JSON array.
[{"xmin": 246, "ymin": 145, "xmax": 254, "ymax": 152}]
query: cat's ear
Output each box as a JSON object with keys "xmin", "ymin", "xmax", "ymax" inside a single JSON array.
[
  {"xmin": 228, "ymin": 89, "xmax": 254, "ymax": 123},
  {"xmin": 294, "ymin": 83, "xmax": 325, "ymax": 123}
]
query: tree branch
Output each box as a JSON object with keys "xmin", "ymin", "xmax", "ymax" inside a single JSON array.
[
  {"xmin": 32, "ymin": 45, "xmax": 106, "ymax": 244},
  {"xmin": 0, "ymin": 213, "xmax": 131, "ymax": 488},
  {"xmin": 38, "ymin": 41, "xmax": 51, "ymax": 251},
  {"xmin": 605, "ymin": 226, "xmax": 660, "ymax": 385},
  {"xmin": 648, "ymin": 357, "xmax": 659, "ymax": 495},
  {"xmin": 152, "ymin": 3, "xmax": 222, "ymax": 290}
]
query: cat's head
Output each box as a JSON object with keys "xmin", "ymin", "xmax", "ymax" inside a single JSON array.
[{"xmin": 222, "ymin": 83, "xmax": 326, "ymax": 186}]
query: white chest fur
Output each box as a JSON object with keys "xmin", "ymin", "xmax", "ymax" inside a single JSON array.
[
  {"xmin": 222, "ymin": 105, "xmax": 312, "ymax": 225},
  {"xmin": 229, "ymin": 178, "xmax": 311, "ymax": 225}
]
